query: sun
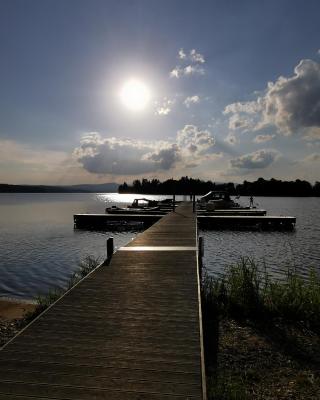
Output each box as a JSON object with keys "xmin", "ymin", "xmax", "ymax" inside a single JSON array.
[{"xmin": 120, "ymin": 79, "xmax": 151, "ymax": 111}]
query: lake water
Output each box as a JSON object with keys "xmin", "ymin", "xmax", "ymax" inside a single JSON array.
[{"xmin": 0, "ymin": 193, "xmax": 319, "ymax": 300}]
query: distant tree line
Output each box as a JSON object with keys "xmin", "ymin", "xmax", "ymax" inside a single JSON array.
[
  {"xmin": 118, "ymin": 177, "xmax": 320, "ymax": 196},
  {"xmin": 0, "ymin": 184, "xmax": 86, "ymax": 193}
]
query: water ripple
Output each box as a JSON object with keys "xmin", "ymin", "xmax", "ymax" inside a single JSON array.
[{"xmin": 0, "ymin": 194, "xmax": 319, "ymax": 299}]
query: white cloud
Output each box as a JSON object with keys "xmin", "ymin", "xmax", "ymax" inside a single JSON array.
[
  {"xmin": 184, "ymin": 95, "xmax": 200, "ymax": 108},
  {"xmin": 170, "ymin": 65, "xmax": 205, "ymax": 78},
  {"xmin": 178, "ymin": 48, "xmax": 186, "ymax": 59},
  {"xmin": 155, "ymin": 98, "xmax": 175, "ymax": 116},
  {"xmin": 230, "ymin": 149, "xmax": 280, "ymax": 170},
  {"xmin": 224, "ymin": 59, "xmax": 320, "ymax": 136},
  {"xmin": 177, "ymin": 48, "xmax": 205, "ymax": 63},
  {"xmin": 170, "ymin": 48, "xmax": 206, "ymax": 78},
  {"xmin": 190, "ymin": 49, "xmax": 205, "ymax": 64},
  {"xmin": 184, "ymin": 65, "xmax": 205, "ymax": 76},
  {"xmin": 74, "ymin": 126, "xmax": 217, "ymax": 176},
  {"xmin": 224, "ymin": 101, "xmax": 262, "ymax": 115},
  {"xmin": 170, "ymin": 66, "xmax": 183, "ymax": 78},
  {"xmin": 177, "ymin": 125, "xmax": 215, "ymax": 154},
  {"xmin": 253, "ymin": 134, "xmax": 275, "ymax": 143}
]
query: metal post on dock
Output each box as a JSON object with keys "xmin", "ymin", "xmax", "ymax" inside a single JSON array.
[
  {"xmin": 106, "ymin": 237, "xmax": 114, "ymax": 260},
  {"xmin": 192, "ymin": 194, "xmax": 196, "ymax": 213},
  {"xmin": 173, "ymin": 194, "xmax": 176, "ymax": 212}
]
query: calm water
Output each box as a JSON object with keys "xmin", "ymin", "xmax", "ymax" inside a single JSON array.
[{"xmin": 0, "ymin": 193, "xmax": 319, "ymax": 300}]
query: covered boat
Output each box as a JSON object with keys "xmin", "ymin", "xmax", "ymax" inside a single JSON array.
[{"xmin": 198, "ymin": 191, "xmax": 240, "ymax": 210}]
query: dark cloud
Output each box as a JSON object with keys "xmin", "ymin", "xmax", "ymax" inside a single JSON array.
[
  {"xmin": 230, "ymin": 149, "xmax": 279, "ymax": 169},
  {"xmin": 144, "ymin": 145, "xmax": 180, "ymax": 170},
  {"xmin": 74, "ymin": 133, "xmax": 177, "ymax": 175},
  {"xmin": 74, "ymin": 126, "xmax": 216, "ymax": 176}
]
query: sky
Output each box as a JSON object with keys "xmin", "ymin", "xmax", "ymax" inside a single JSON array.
[{"xmin": 0, "ymin": 0, "xmax": 319, "ymax": 185}]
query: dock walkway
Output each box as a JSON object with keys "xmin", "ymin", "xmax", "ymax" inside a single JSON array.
[{"xmin": 0, "ymin": 203, "xmax": 206, "ymax": 399}]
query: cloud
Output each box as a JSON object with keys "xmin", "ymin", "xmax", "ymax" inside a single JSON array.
[
  {"xmin": 142, "ymin": 144, "xmax": 181, "ymax": 170},
  {"xmin": 184, "ymin": 65, "xmax": 205, "ymax": 76},
  {"xmin": 224, "ymin": 59, "xmax": 320, "ymax": 136},
  {"xmin": 170, "ymin": 65, "xmax": 205, "ymax": 78},
  {"xmin": 170, "ymin": 67, "xmax": 183, "ymax": 78},
  {"xmin": 224, "ymin": 101, "xmax": 262, "ymax": 115},
  {"xmin": 253, "ymin": 134, "xmax": 275, "ymax": 143},
  {"xmin": 74, "ymin": 126, "xmax": 217, "ymax": 176},
  {"xmin": 302, "ymin": 153, "xmax": 320, "ymax": 163},
  {"xmin": 189, "ymin": 49, "xmax": 205, "ymax": 64},
  {"xmin": 74, "ymin": 133, "xmax": 180, "ymax": 175},
  {"xmin": 184, "ymin": 95, "xmax": 200, "ymax": 108},
  {"xmin": 170, "ymin": 48, "xmax": 206, "ymax": 78},
  {"xmin": 0, "ymin": 139, "xmax": 72, "ymax": 184},
  {"xmin": 178, "ymin": 48, "xmax": 186, "ymax": 59},
  {"xmin": 155, "ymin": 98, "xmax": 175, "ymax": 116},
  {"xmin": 302, "ymin": 127, "xmax": 320, "ymax": 141},
  {"xmin": 224, "ymin": 133, "xmax": 239, "ymax": 145},
  {"xmin": 228, "ymin": 114, "xmax": 253, "ymax": 131},
  {"xmin": 177, "ymin": 125, "xmax": 215, "ymax": 154},
  {"xmin": 230, "ymin": 149, "xmax": 280, "ymax": 170},
  {"xmin": 178, "ymin": 48, "xmax": 205, "ymax": 63}
]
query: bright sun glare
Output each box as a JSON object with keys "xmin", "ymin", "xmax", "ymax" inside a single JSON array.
[{"xmin": 120, "ymin": 79, "xmax": 151, "ymax": 111}]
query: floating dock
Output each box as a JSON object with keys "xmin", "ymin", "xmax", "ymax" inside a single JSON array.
[
  {"xmin": 0, "ymin": 203, "xmax": 206, "ymax": 399},
  {"xmin": 198, "ymin": 214, "xmax": 296, "ymax": 230},
  {"xmin": 74, "ymin": 213, "xmax": 163, "ymax": 228},
  {"xmin": 74, "ymin": 211, "xmax": 295, "ymax": 230},
  {"xmin": 197, "ymin": 209, "xmax": 267, "ymax": 216}
]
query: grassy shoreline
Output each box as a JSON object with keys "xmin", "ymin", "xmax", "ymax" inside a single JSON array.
[{"xmin": 202, "ymin": 258, "xmax": 320, "ymax": 399}]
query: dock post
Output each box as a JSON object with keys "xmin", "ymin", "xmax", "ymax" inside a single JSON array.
[
  {"xmin": 193, "ymin": 195, "xmax": 196, "ymax": 212},
  {"xmin": 173, "ymin": 194, "xmax": 176, "ymax": 212},
  {"xmin": 198, "ymin": 236, "xmax": 204, "ymax": 281},
  {"xmin": 106, "ymin": 237, "xmax": 114, "ymax": 260}
]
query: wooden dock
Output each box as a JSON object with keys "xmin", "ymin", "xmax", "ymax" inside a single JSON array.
[{"xmin": 0, "ymin": 203, "xmax": 206, "ymax": 399}]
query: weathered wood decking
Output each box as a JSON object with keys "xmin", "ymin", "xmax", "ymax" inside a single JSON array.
[{"xmin": 0, "ymin": 203, "xmax": 206, "ymax": 399}]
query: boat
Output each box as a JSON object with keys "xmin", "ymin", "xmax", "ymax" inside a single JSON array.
[
  {"xmin": 127, "ymin": 198, "xmax": 158, "ymax": 208},
  {"xmin": 106, "ymin": 198, "xmax": 176, "ymax": 215},
  {"xmin": 197, "ymin": 191, "xmax": 242, "ymax": 210}
]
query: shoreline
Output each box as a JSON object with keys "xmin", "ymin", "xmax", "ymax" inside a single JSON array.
[
  {"xmin": 0, "ymin": 297, "xmax": 36, "ymax": 321},
  {"xmin": 0, "ymin": 298, "xmax": 37, "ymax": 348}
]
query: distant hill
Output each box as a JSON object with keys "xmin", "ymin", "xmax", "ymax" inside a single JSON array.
[
  {"xmin": 68, "ymin": 183, "xmax": 119, "ymax": 192},
  {"xmin": 0, "ymin": 183, "xmax": 119, "ymax": 193}
]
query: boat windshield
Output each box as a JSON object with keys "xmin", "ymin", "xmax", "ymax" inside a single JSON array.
[{"xmin": 199, "ymin": 191, "xmax": 231, "ymax": 202}]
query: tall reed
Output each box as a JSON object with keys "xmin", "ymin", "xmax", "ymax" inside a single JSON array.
[{"xmin": 202, "ymin": 258, "xmax": 320, "ymax": 330}]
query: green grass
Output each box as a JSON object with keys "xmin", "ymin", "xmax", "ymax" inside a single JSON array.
[
  {"xmin": 202, "ymin": 258, "xmax": 320, "ymax": 330},
  {"xmin": 202, "ymin": 258, "xmax": 320, "ymax": 399}
]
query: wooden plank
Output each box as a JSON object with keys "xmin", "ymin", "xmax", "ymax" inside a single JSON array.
[{"xmin": 0, "ymin": 202, "xmax": 206, "ymax": 400}]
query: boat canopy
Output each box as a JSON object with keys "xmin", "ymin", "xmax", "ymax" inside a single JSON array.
[
  {"xmin": 198, "ymin": 191, "xmax": 231, "ymax": 203},
  {"xmin": 130, "ymin": 198, "xmax": 158, "ymax": 207}
]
